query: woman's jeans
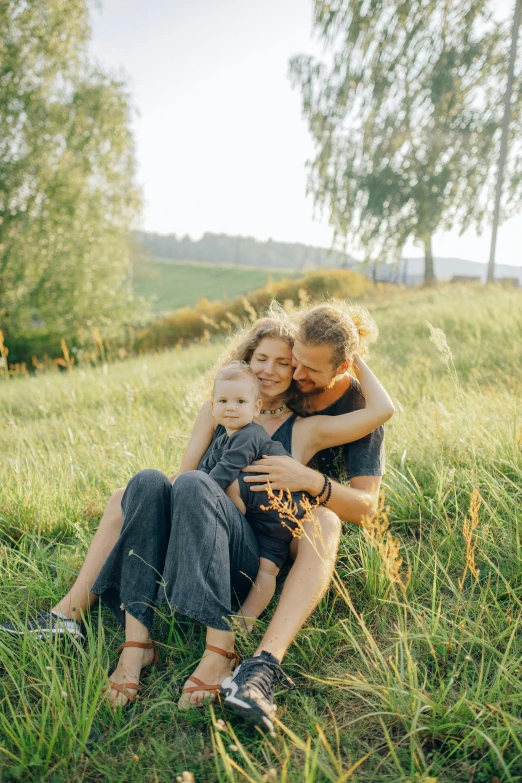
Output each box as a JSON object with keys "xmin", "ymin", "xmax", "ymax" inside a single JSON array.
[{"xmin": 91, "ymin": 470, "xmax": 261, "ymax": 631}]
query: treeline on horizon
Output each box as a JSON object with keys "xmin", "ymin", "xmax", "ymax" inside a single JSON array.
[{"xmin": 136, "ymin": 231, "xmax": 353, "ymax": 270}]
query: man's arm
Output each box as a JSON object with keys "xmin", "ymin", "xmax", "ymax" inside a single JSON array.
[{"xmin": 242, "ymin": 456, "xmax": 381, "ymax": 525}]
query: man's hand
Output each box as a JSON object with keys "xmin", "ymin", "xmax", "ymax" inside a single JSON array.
[{"xmin": 242, "ymin": 455, "xmax": 324, "ymax": 495}]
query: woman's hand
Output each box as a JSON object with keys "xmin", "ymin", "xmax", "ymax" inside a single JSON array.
[{"xmin": 242, "ymin": 455, "xmax": 324, "ymax": 496}]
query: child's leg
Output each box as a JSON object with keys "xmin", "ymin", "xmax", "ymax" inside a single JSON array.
[
  {"xmin": 238, "ymin": 557, "xmax": 280, "ymax": 632},
  {"xmin": 225, "ymin": 479, "xmax": 246, "ymax": 514}
]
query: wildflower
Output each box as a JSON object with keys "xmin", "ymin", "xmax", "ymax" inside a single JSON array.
[{"xmin": 133, "ymin": 755, "xmax": 139, "ymax": 762}]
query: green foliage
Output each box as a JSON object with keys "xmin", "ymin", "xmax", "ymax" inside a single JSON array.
[
  {"xmin": 290, "ymin": 1, "xmax": 521, "ymax": 283},
  {"xmin": 0, "ymin": 0, "xmax": 141, "ymax": 335},
  {"xmin": 0, "ymin": 285, "xmax": 521, "ymax": 780}
]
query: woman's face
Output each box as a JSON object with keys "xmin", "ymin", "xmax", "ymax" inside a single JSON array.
[{"xmin": 249, "ymin": 337, "xmax": 294, "ymax": 401}]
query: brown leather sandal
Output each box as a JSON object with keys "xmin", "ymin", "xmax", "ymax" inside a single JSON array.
[
  {"xmin": 104, "ymin": 639, "xmax": 159, "ymax": 705},
  {"xmin": 181, "ymin": 644, "xmax": 239, "ymax": 698}
]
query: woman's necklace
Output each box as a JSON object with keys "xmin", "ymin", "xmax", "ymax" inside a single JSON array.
[{"xmin": 259, "ymin": 403, "xmax": 287, "ymax": 416}]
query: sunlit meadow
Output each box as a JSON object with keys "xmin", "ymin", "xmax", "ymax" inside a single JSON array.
[{"xmin": 0, "ymin": 284, "xmax": 521, "ymax": 782}]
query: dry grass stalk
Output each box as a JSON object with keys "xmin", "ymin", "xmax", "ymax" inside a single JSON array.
[
  {"xmin": 225, "ymin": 310, "xmax": 240, "ymax": 325},
  {"xmin": 53, "ymin": 338, "xmax": 74, "ymax": 371},
  {"xmin": 426, "ymin": 321, "xmax": 453, "ymax": 366},
  {"xmin": 426, "ymin": 320, "xmax": 461, "ymax": 394},
  {"xmin": 362, "ymin": 491, "xmax": 410, "ymax": 591},
  {"xmin": 458, "ymin": 488, "xmax": 481, "ymax": 590},
  {"xmin": 7, "ymin": 362, "xmax": 29, "ymax": 377},
  {"xmin": 297, "ymin": 287, "xmax": 309, "ymax": 305},
  {"xmin": 91, "ymin": 326, "xmax": 105, "ymax": 362},
  {"xmin": 241, "ymin": 297, "xmax": 258, "ymax": 323},
  {"xmin": 261, "ymin": 483, "xmax": 323, "ymax": 543},
  {"xmin": 200, "ymin": 314, "xmax": 219, "ymax": 329}
]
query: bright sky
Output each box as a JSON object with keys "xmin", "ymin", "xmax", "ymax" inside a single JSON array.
[{"xmin": 90, "ymin": 0, "xmax": 521, "ymax": 266}]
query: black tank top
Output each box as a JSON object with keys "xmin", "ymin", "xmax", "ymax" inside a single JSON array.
[{"xmin": 269, "ymin": 412, "xmax": 298, "ymax": 455}]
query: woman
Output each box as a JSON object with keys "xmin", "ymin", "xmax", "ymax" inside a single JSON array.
[{"xmin": 87, "ymin": 305, "xmax": 392, "ymax": 711}]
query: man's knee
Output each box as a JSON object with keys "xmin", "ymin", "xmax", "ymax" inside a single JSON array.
[
  {"xmin": 291, "ymin": 508, "xmax": 341, "ymax": 560},
  {"xmin": 315, "ymin": 508, "xmax": 342, "ymax": 544}
]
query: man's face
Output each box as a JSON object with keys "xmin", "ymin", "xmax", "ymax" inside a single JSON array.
[{"xmin": 292, "ymin": 337, "xmax": 343, "ymax": 396}]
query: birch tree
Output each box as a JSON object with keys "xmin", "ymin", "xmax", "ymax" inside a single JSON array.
[
  {"xmin": 290, "ymin": 1, "xmax": 522, "ymax": 283},
  {"xmin": 0, "ymin": 0, "xmax": 141, "ymax": 333}
]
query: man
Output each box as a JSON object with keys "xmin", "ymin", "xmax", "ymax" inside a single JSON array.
[
  {"xmin": 219, "ymin": 301, "xmax": 387, "ymax": 729},
  {"xmin": 3, "ymin": 300, "xmax": 388, "ymax": 731}
]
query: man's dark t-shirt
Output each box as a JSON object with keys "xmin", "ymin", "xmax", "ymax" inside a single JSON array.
[{"xmin": 271, "ymin": 377, "xmax": 385, "ymax": 484}]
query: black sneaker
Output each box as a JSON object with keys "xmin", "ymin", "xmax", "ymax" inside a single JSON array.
[
  {"xmin": 220, "ymin": 650, "xmax": 295, "ymax": 732},
  {"xmin": 0, "ymin": 611, "xmax": 86, "ymax": 643}
]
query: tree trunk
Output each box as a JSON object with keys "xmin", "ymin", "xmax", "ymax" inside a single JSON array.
[
  {"xmin": 487, "ymin": 0, "xmax": 522, "ymax": 283},
  {"xmin": 423, "ymin": 235, "xmax": 436, "ymax": 285}
]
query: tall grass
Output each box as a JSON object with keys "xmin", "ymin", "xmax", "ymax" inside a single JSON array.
[{"xmin": 0, "ymin": 284, "xmax": 521, "ymax": 782}]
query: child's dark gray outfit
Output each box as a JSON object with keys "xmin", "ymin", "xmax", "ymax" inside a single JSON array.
[{"xmin": 198, "ymin": 422, "xmax": 310, "ymax": 568}]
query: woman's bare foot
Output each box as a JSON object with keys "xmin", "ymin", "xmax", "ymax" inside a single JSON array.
[
  {"xmin": 178, "ymin": 647, "xmax": 236, "ymax": 710},
  {"xmin": 106, "ymin": 643, "xmax": 156, "ymax": 708}
]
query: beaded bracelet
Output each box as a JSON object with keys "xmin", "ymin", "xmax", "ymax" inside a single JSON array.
[
  {"xmin": 313, "ymin": 473, "xmax": 329, "ymax": 505},
  {"xmin": 319, "ymin": 476, "xmax": 333, "ymax": 507}
]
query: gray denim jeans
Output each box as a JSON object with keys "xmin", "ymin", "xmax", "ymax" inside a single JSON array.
[{"xmin": 91, "ymin": 469, "xmax": 261, "ymax": 631}]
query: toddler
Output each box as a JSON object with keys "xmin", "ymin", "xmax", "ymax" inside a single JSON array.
[{"xmin": 198, "ymin": 361, "xmax": 309, "ymax": 630}]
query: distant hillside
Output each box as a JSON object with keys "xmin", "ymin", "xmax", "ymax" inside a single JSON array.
[
  {"xmin": 133, "ymin": 258, "xmax": 297, "ymax": 314},
  {"xmin": 401, "ymin": 257, "xmax": 522, "ymax": 284},
  {"xmin": 136, "ymin": 230, "xmax": 352, "ymax": 270}
]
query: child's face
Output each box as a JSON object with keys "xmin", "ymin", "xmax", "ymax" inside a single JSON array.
[{"xmin": 211, "ymin": 378, "xmax": 262, "ymax": 432}]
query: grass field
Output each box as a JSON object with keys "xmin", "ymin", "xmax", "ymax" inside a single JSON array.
[
  {"xmin": 133, "ymin": 258, "xmax": 296, "ymax": 314},
  {"xmin": 1, "ymin": 284, "xmax": 521, "ymax": 782}
]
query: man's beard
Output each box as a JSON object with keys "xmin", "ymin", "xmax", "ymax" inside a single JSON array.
[
  {"xmin": 297, "ymin": 375, "xmax": 337, "ymax": 397},
  {"xmin": 298, "ymin": 383, "xmax": 325, "ymax": 397}
]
